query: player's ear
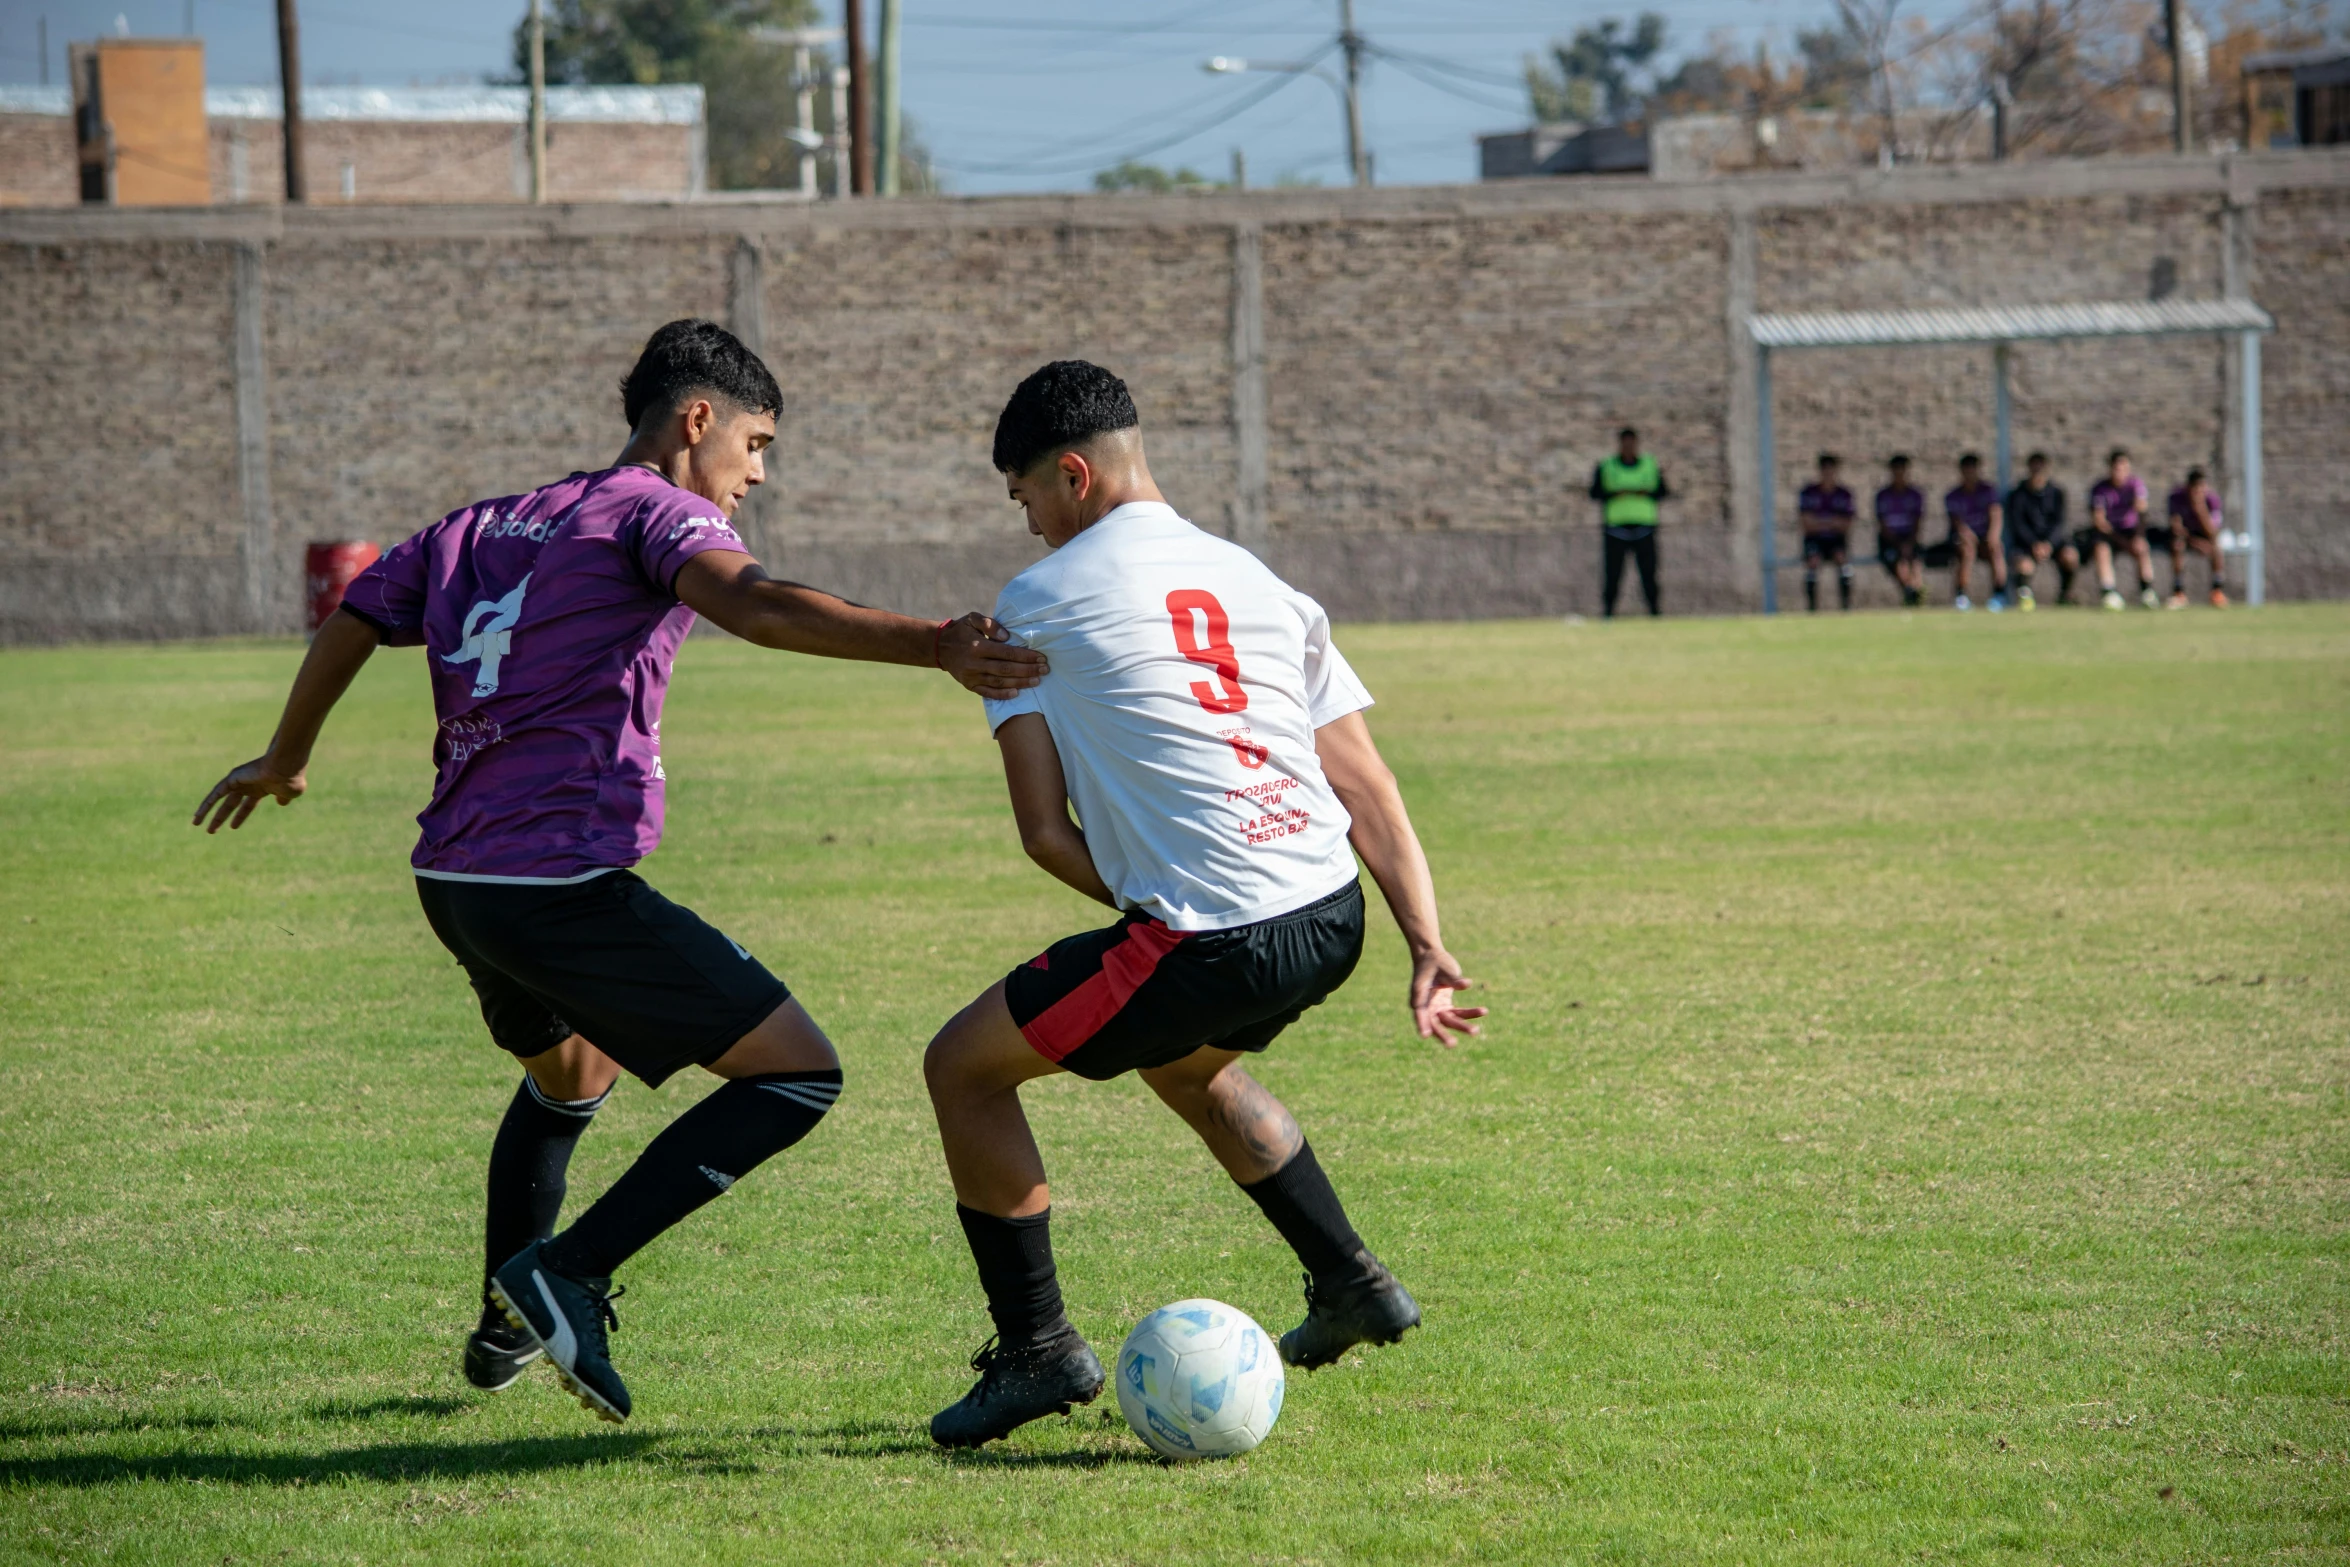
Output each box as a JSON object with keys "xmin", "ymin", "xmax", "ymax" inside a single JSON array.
[
  {"xmin": 1057, "ymin": 449, "xmax": 1091, "ymax": 500},
  {"xmin": 682, "ymin": 397, "xmax": 716, "ymax": 446}
]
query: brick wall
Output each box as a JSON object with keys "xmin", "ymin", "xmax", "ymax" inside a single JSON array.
[
  {"xmin": 0, "ymin": 109, "xmax": 700, "ymax": 208},
  {"xmin": 208, "ymin": 118, "xmax": 702, "ymax": 205},
  {"xmin": 1, "ymin": 151, "xmax": 2345, "ymax": 642}
]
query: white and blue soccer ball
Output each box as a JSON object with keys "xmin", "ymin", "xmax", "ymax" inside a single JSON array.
[{"xmin": 1114, "ymin": 1298, "xmax": 1284, "ymax": 1460}]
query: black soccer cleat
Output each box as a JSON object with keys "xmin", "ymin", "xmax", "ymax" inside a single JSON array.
[
  {"xmin": 488, "ymin": 1240, "xmax": 631, "ymax": 1424},
  {"xmin": 462, "ymin": 1305, "xmax": 543, "ymax": 1392},
  {"xmin": 1278, "ymin": 1250, "xmax": 1422, "ymax": 1370},
  {"xmin": 930, "ymin": 1326, "xmax": 1106, "ymax": 1449}
]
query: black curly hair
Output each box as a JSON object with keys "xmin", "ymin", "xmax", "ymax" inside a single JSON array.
[
  {"xmin": 992, "ymin": 360, "xmax": 1140, "ymax": 475},
  {"xmin": 619, "ymin": 318, "xmax": 782, "ymax": 431}
]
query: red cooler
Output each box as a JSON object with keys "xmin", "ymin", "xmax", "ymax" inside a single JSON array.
[{"xmin": 306, "ymin": 540, "xmax": 382, "ymax": 632}]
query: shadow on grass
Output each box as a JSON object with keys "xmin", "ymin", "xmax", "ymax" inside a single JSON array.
[
  {"xmin": 303, "ymin": 1394, "xmax": 473, "ymax": 1423},
  {"xmin": 942, "ymin": 1446, "xmax": 1163, "ymax": 1471},
  {"xmin": 0, "ymin": 1394, "xmax": 478, "ymax": 1443},
  {"xmin": 0, "ymin": 1431, "xmax": 662, "ymax": 1489},
  {"xmin": 737, "ymin": 1417, "xmax": 1159, "ymax": 1469}
]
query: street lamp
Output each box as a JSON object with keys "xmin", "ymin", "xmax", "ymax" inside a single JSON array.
[{"xmin": 1203, "ymin": 36, "xmax": 1370, "ymax": 187}]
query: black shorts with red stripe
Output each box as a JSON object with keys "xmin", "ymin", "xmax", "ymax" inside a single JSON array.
[{"xmin": 1004, "ymin": 882, "xmax": 1365, "ymax": 1081}]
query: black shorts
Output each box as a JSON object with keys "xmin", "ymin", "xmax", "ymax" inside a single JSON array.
[
  {"xmin": 1801, "ymin": 531, "xmax": 1849, "ymax": 562},
  {"xmin": 1878, "ymin": 534, "xmax": 1920, "ymax": 567},
  {"xmin": 1003, "ymin": 882, "xmax": 1365, "ymax": 1081},
  {"xmin": 415, "ymin": 869, "xmax": 790, "ymax": 1088}
]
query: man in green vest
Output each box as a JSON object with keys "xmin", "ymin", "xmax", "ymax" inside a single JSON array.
[{"xmin": 1588, "ymin": 427, "xmax": 1668, "ymax": 618}]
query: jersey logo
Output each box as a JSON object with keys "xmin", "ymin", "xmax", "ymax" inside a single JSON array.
[
  {"xmin": 1166, "ymin": 589, "xmax": 1247, "ymax": 714},
  {"xmin": 444, "ymin": 574, "xmax": 531, "ymax": 698}
]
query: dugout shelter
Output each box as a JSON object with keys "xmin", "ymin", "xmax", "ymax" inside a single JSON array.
[{"xmin": 1749, "ymin": 299, "xmax": 2277, "ymax": 612}]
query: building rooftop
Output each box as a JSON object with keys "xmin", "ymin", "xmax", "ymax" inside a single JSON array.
[{"xmin": 0, "ymin": 83, "xmax": 703, "ymax": 125}]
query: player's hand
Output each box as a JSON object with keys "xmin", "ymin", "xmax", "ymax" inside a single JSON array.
[
  {"xmin": 938, "ymin": 612, "xmax": 1047, "ymax": 700},
  {"xmin": 193, "ymin": 757, "xmax": 305, "ymax": 833},
  {"xmin": 1408, "ymin": 948, "xmax": 1487, "ymax": 1048}
]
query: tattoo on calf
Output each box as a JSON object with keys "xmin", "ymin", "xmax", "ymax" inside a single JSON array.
[{"xmin": 1212, "ymin": 1070, "xmax": 1303, "ymax": 1169}]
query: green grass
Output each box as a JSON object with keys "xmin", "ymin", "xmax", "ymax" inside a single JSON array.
[{"xmin": 1, "ymin": 606, "xmax": 2345, "ymax": 1565}]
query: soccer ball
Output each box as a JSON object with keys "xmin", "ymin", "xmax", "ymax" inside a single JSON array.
[{"xmin": 1114, "ymin": 1298, "xmax": 1284, "ymax": 1460}]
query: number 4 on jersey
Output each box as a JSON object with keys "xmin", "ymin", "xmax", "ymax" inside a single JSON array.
[{"xmin": 1166, "ymin": 589, "xmax": 1247, "ymax": 714}]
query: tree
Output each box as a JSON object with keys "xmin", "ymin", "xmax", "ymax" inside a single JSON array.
[
  {"xmin": 1093, "ymin": 161, "xmax": 1220, "ymax": 194},
  {"xmin": 515, "ymin": 0, "xmax": 938, "ymax": 192},
  {"xmin": 1525, "ymin": 13, "xmax": 1670, "ymax": 125}
]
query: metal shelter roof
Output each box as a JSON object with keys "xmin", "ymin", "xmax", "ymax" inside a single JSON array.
[{"xmin": 1748, "ymin": 298, "xmax": 2273, "ymax": 349}]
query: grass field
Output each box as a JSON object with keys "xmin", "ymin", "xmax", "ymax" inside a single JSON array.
[{"xmin": 1, "ymin": 606, "xmax": 2345, "ymax": 1565}]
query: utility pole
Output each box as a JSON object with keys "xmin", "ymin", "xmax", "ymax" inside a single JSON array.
[
  {"xmin": 527, "ymin": 0, "xmax": 547, "ymax": 203},
  {"xmin": 1230, "ymin": 147, "xmax": 1247, "ymax": 190},
  {"xmin": 1338, "ymin": 0, "xmax": 1368, "ymax": 186},
  {"xmin": 2165, "ymin": 0, "xmax": 2192, "ymax": 152},
  {"xmin": 275, "ymin": 0, "xmax": 304, "ymax": 202},
  {"xmin": 795, "ymin": 36, "xmax": 816, "ymax": 198},
  {"xmin": 876, "ymin": 0, "xmax": 900, "ymax": 194},
  {"xmin": 845, "ymin": 0, "xmax": 872, "ymax": 195},
  {"xmin": 830, "ymin": 64, "xmax": 850, "ymax": 197}
]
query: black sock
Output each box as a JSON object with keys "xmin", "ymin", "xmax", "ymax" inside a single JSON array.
[
  {"xmin": 1838, "ymin": 566, "xmax": 1853, "ymax": 608},
  {"xmin": 539, "ymin": 1069, "xmax": 842, "ymax": 1280},
  {"xmin": 483, "ymin": 1078, "xmax": 606, "ymax": 1310},
  {"xmin": 1804, "ymin": 570, "xmax": 1818, "ymax": 611},
  {"xmin": 956, "ymin": 1205, "xmax": 1068, "ymax": 1348},
  {"xmin": 1238, "ymin": 1141, "xmax": 1366, "ymax": 1282}
]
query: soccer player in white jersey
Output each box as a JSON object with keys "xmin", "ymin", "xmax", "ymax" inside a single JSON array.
[{"xmin": 922, "ymin": 362, "xmax": 1486, "ymax": 1448}]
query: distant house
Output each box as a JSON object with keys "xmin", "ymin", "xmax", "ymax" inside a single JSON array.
[
  {"xmin": 1648, "ymin": 108, "xmax": 1990, "ymax": 181},
  {"xmin": 1477, "ymin": 108, "xmax": 1998, "ymax": 183},
  {"xmin": 2243, "ymin": 47, "xmax": 2350, "ymax": 148},
  {"xmin": 0, "ymin": 81, "xmax": 706, "ymax": 207},
  {"xmin": 1478, "ymin": 122, "xmax": 1650, "ymax": 179}
]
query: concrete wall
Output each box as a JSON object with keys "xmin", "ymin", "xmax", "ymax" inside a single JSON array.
[{"xmin": 3, "ymin": 150, "xmax": 2347, "ymax": 641}]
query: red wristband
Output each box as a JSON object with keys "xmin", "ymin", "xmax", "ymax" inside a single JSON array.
[{"xmin": 933, "ymin": 618, "xmax": 952, "ymax": 669}]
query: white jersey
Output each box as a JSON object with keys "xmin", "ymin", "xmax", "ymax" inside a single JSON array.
[{"xmin": 983, "ymin": 501, "xmax": 1373, "ymax": 931}]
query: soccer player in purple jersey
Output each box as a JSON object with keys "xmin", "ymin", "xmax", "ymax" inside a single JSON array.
[
  {"xmin": 2087, "ymin": 449, "xmax": 2156, "ymax": 610},
  {"xmin": 1798, "ymin": 453, "xmax": 1857, "ymax": 612},
  {"xmin": 1944, "ymin": 453, "xmax": 2008, "ymax": 612},
  {"xmin": 1874, "ymin": 455, "xmax": 1926, "ymax": 607},
  {"xmin": 2163, "ymin": 466, "xmax": 2229, "ymax": 608},
  {"xmin": 191, "ymin": 320, "xmax": 1045, "ymax": 1424}
]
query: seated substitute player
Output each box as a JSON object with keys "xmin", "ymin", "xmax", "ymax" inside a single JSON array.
[
  {"xmin": 1874, "ymin": 455, "xmax": 1926, "ymax": 607},
  {"xmin": 2003, "ymin": 451, "xmax": 2075, "ymax": 611},
  {"xmin": 1798, "ymin": 452, "xmax": 1857, "ymax": 613},
  {"xmin": 192, "ymin": 320, "xmax": 1044, "ymax": 1425},
  {"xmin": 921, "ymin": 362, "xmax": 1485, "ymax": 1449},
  {"xmin": 1945, "ymin": 452, "xmax": 2008, "ymax": 612},
  {"xmin": 2163, "ymin": 466, "xmax": 2228, "ymax": 609},
  {"xmin": 2086, "ymin": 448, "xmax": 2156, "ymax": 611}
]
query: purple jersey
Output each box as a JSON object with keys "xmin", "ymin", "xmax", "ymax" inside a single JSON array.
[
  {"xmin": 2168, "ymin": 486, "xmax": 2221, "ymax": 533},
  {"xmin": 1798, "ymin": 482, "xmax": 1856, "ymax": 536},
  {"xmin": 2090, "ymin": 476, "xmax": 2149, "ymax": 532},
  {"xmin": 1875, "ymin": 484, "xmax": 1925, "ymax": 536},
  {"xmin": 1945, "ymin": 482, "xmax": 1999, "ymax": 537},
  {"xmin": 339, "ymin": 466, "xmax": 751, "ymax": 880}
]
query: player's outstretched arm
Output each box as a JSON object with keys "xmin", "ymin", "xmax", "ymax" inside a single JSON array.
[
  {"xmin": 675, "ymin": 551, "xmax": 1044, "ymax": 700},
  {"xmin": 995, "ymin": 714, "xmax": 1116, "ymax": 908},
  {"xmin": 192, "ymin": 606, "xmax": 380, "ymax": 833},
  {"xmin": 1314, "ymin": 710, "xmax": 1486, "ymax": 1047}
]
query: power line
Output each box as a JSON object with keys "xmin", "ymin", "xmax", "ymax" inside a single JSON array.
[{"xmin": 934, "ymin": 44, "xmax": 1326, "ymax": 176}]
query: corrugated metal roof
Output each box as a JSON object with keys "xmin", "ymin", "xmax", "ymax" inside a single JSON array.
[
  {"xmin": 1750, "ymin": 298, "xmax": 2272, "ymax": 347},
  {"xmin": 0, "ymin": 84, "xmax": 703, "ymax": 125}
]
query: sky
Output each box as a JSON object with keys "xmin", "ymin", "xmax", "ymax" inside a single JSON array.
[{"xmin": 2, "ymin": 0, "xmax": 1974, "ymax": 192}]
